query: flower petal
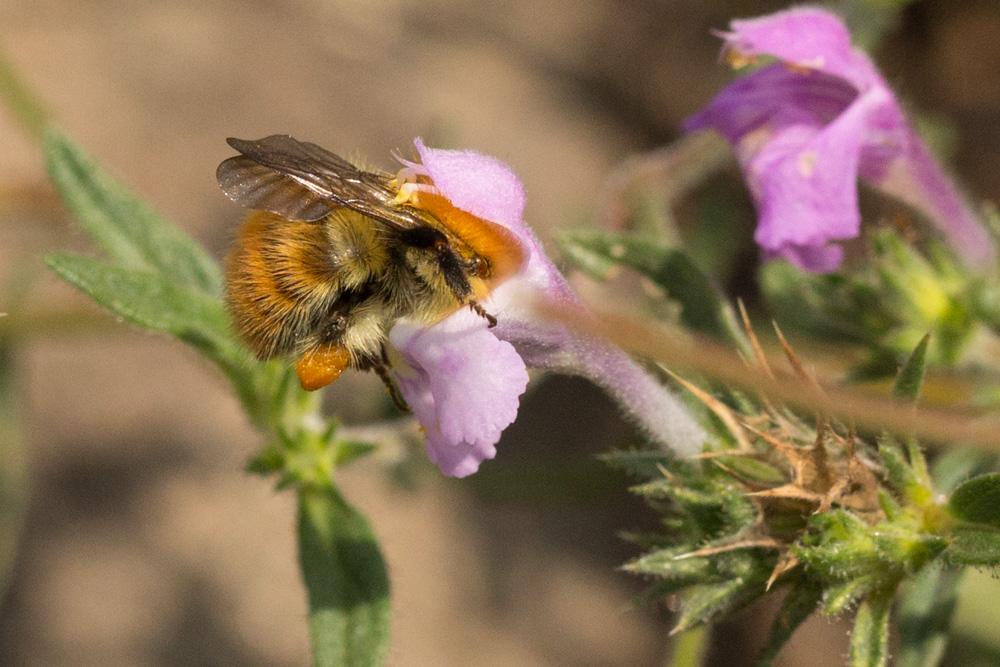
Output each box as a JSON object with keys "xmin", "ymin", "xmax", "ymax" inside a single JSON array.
[
  {"xmin": 747, "ymin": 87, "xmax": 890, "ymax": 269},
  {"xmin": 722, "ymin": 7, "xmax": 875, "ymax": 89},
  {"xmin": 390, "ymin": 309, "xmax": 529, "ymax": 477},
  {"xmin": 684, "ymin": 64, "xmax": 857, "ymax": 143},
  {"xmin": 495, "ymin": 316, "xmax": 708, "ymax": 456},
  {"xmin": 862, "ymin": 129, "xmax": 995, "ymax": 269},
  {"xmin": 413, "ymin": 138, "xmax": 575, "ymax": 300},
  {"xmin": 765, "ymin": 241, "xmax": 844, "ymax": 273},
  {"xmin": 413, "ymin": 139, "xmax": 527, "ymax": 243}
]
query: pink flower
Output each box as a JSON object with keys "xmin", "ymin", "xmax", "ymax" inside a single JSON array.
[
  {"xmin": 685, "ymin": 7, "xmax": 993, "ymax": 272},
  {"xmin": 389, "ymin": 140, "xmax": 706, "ymax": 477}
]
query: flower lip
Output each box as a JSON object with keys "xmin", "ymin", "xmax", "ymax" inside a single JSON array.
[{"xmin": 389, "ymin": 308, "xmax": 528, "ymax": 479}]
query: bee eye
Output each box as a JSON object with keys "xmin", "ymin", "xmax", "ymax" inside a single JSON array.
[{"xmin": 470, "ymin": 256, "xmax": 490, "ymax": 278}]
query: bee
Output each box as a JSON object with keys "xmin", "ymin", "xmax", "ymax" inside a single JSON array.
[{"xmin": 217, "ymin": 135, "xmax": 525, "ymax": 402}]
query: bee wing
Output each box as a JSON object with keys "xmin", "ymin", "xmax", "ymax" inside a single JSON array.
[
  {"xmin": 218, "ymin": 135, "xmax": 424, "ymax": 228},
  {"xmin": 217, "ymin": 156, "xmax": 334, "ymax": 221}
]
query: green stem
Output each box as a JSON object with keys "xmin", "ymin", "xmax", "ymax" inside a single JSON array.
[
  {"xmin": 668, "ymin": 625, "xmax": 709, "ymax": 667},
  {"xmin": 0, "ymin": 336, "xmax": 29, "ymax": 600}
]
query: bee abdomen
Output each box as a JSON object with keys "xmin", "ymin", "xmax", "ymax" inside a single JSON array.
[
  {"xmin": 225, "ymin": 210, "xmax": 396, "ymax": 363},
  {"xmin": 226, "ymin": 212, "xmax": 340, "ymax": 359}
]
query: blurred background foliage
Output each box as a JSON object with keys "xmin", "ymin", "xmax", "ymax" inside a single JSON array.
[{"xmin": 3, "ymin": 0, "xmax": 1000, "ymax": 665}]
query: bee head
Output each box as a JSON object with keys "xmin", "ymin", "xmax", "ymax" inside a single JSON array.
[
  {"xmin": 406, "ymin": 192, "xmax": 525, "ymax": 294},
  {"xmin": 400, "ymin": 226, "xmax": 477, "ymax": 303}
]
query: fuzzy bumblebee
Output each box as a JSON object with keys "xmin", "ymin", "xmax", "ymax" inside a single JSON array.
[{"xmin": 217, "ymin": 135, "xmax": 525, "ymax": 397}]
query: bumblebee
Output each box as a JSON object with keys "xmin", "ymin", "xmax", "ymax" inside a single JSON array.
[{"xmin": 217, "ymin": 135, "xmax": 525, "ymax": 400}]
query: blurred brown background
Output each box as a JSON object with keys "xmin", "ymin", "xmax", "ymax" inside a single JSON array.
[{"xmin": 2, "ymin": 1, "xmax": 1000, "ymax": 665}]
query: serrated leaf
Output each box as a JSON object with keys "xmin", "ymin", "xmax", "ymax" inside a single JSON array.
[
  {"xmin": 45, "ymin": 254, "xmax": 266, "ymax": 416},
  {"xmin": 44, "ymin": 130, "xmax": 222, "ymax": 295},
  {"xmin": 897, "ymin": 567, "xmax": 960, "ymax": 667},
  {"xmin": 878, "ymin": 489, "xmax": 902, "ymax": 521},
  {"xmin": 794, "ymin": 510, "xmax": 880, "ymax": 581},
  {"xmin": 713, "ymin": 455, "xmax": 786, "ymax": 486},
  {"xmin": 823, "ymin": 576, "xmax": 877, "ymax": 616},
  {"xmin": 943, "ymin": 527, "xmax": 1000, "ymax": 566},
  {"xmin": 878, "ymin": 437, "xmax": 929, "ymax": 505},
  {"xmin": 755, "ymin": 579, "xmax": 821, "ymax": 666},
  {"xmin": 760, "ymin": 261, "xmax": 890, "ymax": 345},
  {"xmin": 246, "ymin": 444, "xmax": 285, "ymax": 476},
  {"xmin": 557, "ymin": 230, "xmax": 620, "ymax": 281},
  {"xmin": 626, "ymin": 548, "xmax": 716, "ymax": 593},
  {"xmin": 949, "ymin": 473, "xmax": 1000, "ymax": 528},
  {"xmin": 298, "ymin": 485, "xmax": 390, "ymax": 667},
  {"xmin": 893, "ymin": 334, "xmax": 930, "ymax": 402},
  {"xmin": 635, "ymin": 478, "xmax": 756, "ymax": 539},
  {"xmin": 558, "ymin": 230, "xmax": 746, "ymax": 349},
  {"xmin": 334, "ymin": 440, "xmax": 378, "ymax": 467},
  {"xmin": 47, "ymin": 253, "xmax": 240, "ymax": 363},
  {"xmin": 849, "ymin": 587, "xmax": 894, "ymax": 667},
  {"xmin": 672, "ymin": 576, "xmax": 765, "ymax": 636},
  {"xmin": 600, "ymin": 449, "xmax": 671, "ymax": 479},
  {"xmin": 627, "ymin": 544, "xmax": 765, "ymax": 592}
]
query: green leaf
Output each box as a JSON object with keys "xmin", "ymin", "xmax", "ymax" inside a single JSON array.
[
  {"xmin": 558, "ymin": 230, "xmax": 747, "ymax": 350},
  {"xmin": 298, "ymin": 485, "xmax": 390, "ymax": 667},
  {"xmin": 878, "ymin": 437, "xmax": 930, "ymax": 506},
  {"xmin": 943, "ymin": 527, "xmax": 1000, "ymax": 566},
  {"xmin": 671, "ymin": 576, "xmax": 764, "ymax": 636},
  {"xmin": 794, "ymin": 510, "xmax": 880, "ymax": 581},
  {"xmin": 45, "ymin": 254, "xmax": 267, "ymax": 418},
  {"xmin": 557, "ymin": 230, "xmax": 620, "ymax": 281},
  {"xmin": 712, "ymin": 455, "xmax": 786, "ymax": 486},
  {"xmin": 760, "ymin": 261, "xmax": 891, "ymax": 346},
  {"xmin": 47, "ymin": 254, "xmax": 240, "ymax": 363},
  {"xmin": 897, "ymin": 567, "xmax": 961, "ymax": 667},
  {"xmin": 334, "ymin": 441, "xmax": 379, "ymax": 467},
  {"xmin": 893, "ymin": 334, "xmax": 929, "ymax": 402},
  {"xmin": 849, "ymin": 586, "xmax": 894, "ymax": 667},
  {"xmin": 626, "ymin": 544, "xmax": 767, "ymax": 593},
  {"xmin": 755, "ymin": 579, "xmax": 822, "ymax": 667},
  {"xmin": 601, "ymin": 448, "xmax": 671, "ymax": 479},
  {"xmin": 823, "ymin": 576, "xmax": 877, "ymax": 616},
  {"xmin": 626, "ymin": 548, "xmax": 718, "ymax": 593},
  {"xmin": 44, "ymin": 130, "xmax": 222, "ymax": 295},
  {"xmin": 949, "ymin": 473, "xmax": 1000, "ymax": 528}
]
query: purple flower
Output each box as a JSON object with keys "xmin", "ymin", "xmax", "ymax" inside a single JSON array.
[
  {"xmin": 685, "ymin": 7, "xmax": 994, "ymax": 272},
  {"xmin": 388, "ymin": 140, "xmax": 706, "ymax": 477}
]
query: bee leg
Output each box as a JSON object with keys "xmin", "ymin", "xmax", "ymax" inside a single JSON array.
[
  {"xmin": 368, "ymin": 349, "xmax": 410, "ymax": 412},
  {"xmin": 469, "ymin": 301, "xmax": 497, "ymax": 328},
  {"xmin": 296, "ymin": 344, "xmax": 351, "ymax": 391}
]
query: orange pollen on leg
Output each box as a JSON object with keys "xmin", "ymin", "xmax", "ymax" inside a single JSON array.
[{"xmin": 296, "ymin": 345, "xmax": 351, "ymax": 391}]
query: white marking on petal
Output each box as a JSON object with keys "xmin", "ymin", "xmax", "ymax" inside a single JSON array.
[{"xmin": 797, "ymin": 150, "xmax": 818, "ymax": 178}]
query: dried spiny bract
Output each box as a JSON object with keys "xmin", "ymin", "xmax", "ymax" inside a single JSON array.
[{"xmin": 618, "ymin": 329, "xmax": 952, "ymax": 662}]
